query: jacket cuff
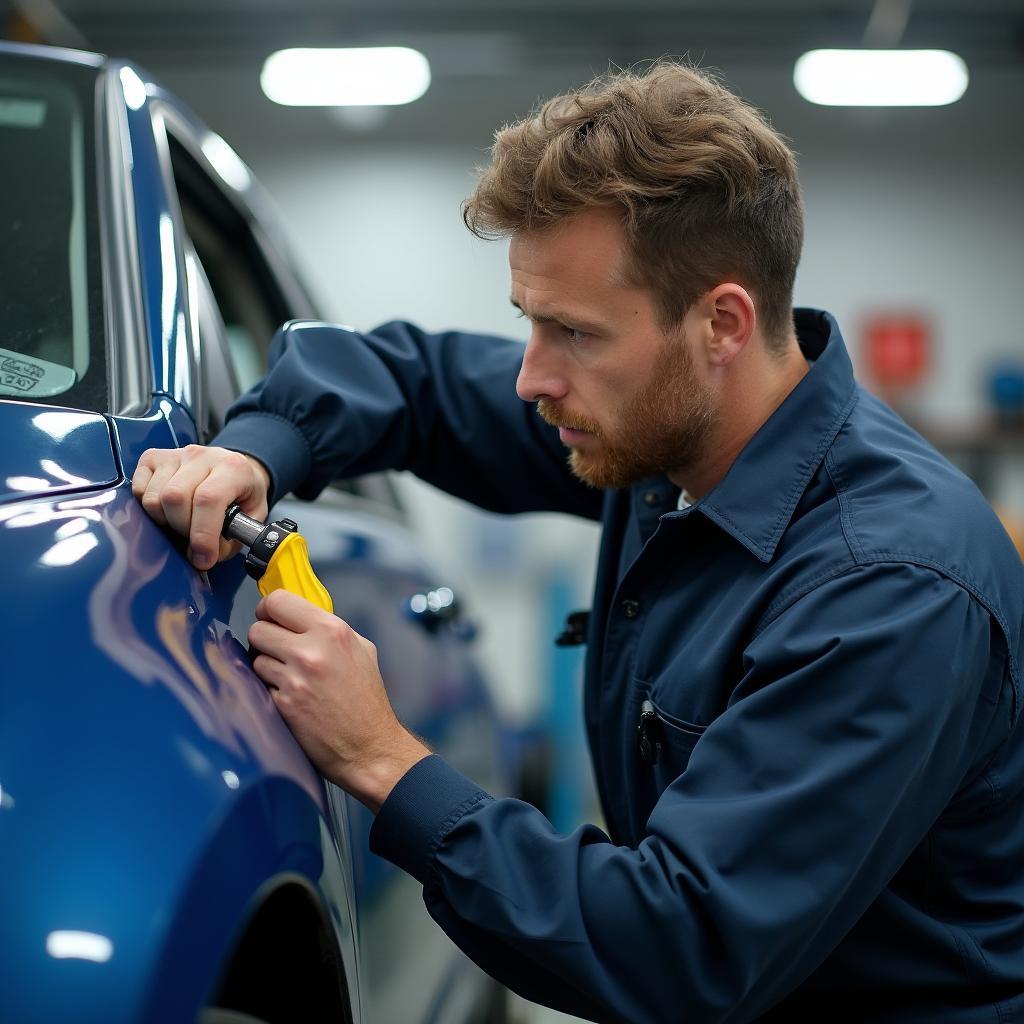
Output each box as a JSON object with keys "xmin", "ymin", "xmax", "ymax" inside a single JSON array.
[
  {"xmin": 369, "ymin": 754, "xmax": 492, "ymax": 884},
  {"xmin": 212, "ymin": 412, "xmax": 313, "ymax": 506}
]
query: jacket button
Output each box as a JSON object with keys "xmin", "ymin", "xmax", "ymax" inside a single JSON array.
[
  {"xmin": 621, "ymin": 598, "xmax": 641, "ymax": 619},
  {"xmin": 643, "ymin": 490, "xmax": 659, "ymax": 507}
]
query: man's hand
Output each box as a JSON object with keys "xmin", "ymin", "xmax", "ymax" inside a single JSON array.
[
  {"xmin": 249, "ymin": 589, "xmax": 431, "ymax": 811},
  {"xmin": 131, "ymin": 445, "xmax": 271, "ymax": 570}
]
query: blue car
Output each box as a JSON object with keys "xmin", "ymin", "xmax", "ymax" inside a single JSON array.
[{"xmin": 0, "ymin": 41, "xmax": 514, "ymax": 1024}]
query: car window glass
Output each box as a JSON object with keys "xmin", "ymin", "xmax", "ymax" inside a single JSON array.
[
  {"xmin": 0, "ymin": 60, "xmax": 106, "ymax": 410},
  {"xmin": 164, "ymin": 132, "xmax": 280, "ymax": 389},
  {"xmin": 184, "ymin": 243, "xmax": 238, "ymax": 438}
]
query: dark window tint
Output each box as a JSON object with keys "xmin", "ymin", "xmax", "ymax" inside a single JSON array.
[
  {"xmin": 167, "ymin": 132, "xmax": 284, "ymax": 394},
  {"xmin": 0, "ymin": 55, "xmax": 106, "ymax": 410}
]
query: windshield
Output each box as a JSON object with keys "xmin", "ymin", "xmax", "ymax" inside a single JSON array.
[{"xmin": 0, "ymin": 53, "xmax": 106, "ymax": 410}]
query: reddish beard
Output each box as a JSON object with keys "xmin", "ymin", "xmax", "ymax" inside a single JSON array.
[{"xmin": 537, "ymin": 333, "xmax": 715, "ymax": 489}]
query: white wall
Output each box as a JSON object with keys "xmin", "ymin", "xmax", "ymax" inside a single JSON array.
[{"xmin": 798, "ymin": 154, "xmax": 1024, "ymax": 425}]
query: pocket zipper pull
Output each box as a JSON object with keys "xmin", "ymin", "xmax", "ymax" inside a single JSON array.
[{"xmin": 637, "ymin": 699, "xmax": 665, "ymax": 765}]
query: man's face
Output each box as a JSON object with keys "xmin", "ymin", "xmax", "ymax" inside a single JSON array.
[{"xmin": 510, "ymin": 206, "xmax": 715, "ymax": 490}]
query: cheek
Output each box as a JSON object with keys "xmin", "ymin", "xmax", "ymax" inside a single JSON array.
[
  {"xmin": 605, "ymin": 364, "xmax": 654, "ymax": 414},
  {"xmin": 574, "ymin": 332, "xmax": 667, "ymax": 416}
]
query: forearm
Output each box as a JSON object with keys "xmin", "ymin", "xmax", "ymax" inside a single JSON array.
[{"xmin": 214, "ymin": 320, "xmax": 602, "ymax": 518}]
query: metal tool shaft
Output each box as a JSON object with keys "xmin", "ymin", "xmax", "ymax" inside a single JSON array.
[{"xmin": 222, "ymin": 504, "xmax": 263, "ymax": 547}]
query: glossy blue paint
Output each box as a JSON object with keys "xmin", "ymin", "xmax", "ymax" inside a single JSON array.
[
  {"xmin": 0, "ymin": 401, "xmax": 120, "ymax": 504},
  {"xmin": 114, "ymin": 61, "xmax": 196, "ymax": 410},
  {"xmin": 1, "ymin": 40, "xmax": 514, "ymax": 1024},
  {"xmin": 108, "ymin": 401, "xmax": 180, "ymax": 478},
  {"xmin": 0, "ymin": 475, "xmax": 345, "ymax": 1019}
]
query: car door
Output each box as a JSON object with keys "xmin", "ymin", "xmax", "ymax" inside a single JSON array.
[{"xmin": 152, "ymin": 105, "xmax": 509, "ymax": 1023}]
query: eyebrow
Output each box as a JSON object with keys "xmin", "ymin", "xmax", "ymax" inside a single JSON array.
[{"xmin": 509, "ymin": 298, "xmax": 605, "ymax": 333}]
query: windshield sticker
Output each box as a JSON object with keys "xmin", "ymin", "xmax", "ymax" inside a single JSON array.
[
  {"xmin": 0, "ymin": 98, "xmax": 46, "ymax": 128},
  {"xmin": 0, "ymin": 348, "xmax": 77, "ymax": 398}
]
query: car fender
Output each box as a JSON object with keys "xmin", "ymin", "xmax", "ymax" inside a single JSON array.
[{"xmin": 0, "ymin": 483, "xmax": 359, "ymax": 1023}]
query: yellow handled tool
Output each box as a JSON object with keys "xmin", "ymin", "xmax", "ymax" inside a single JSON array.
[{"xmin": 222, "ymin": 504, "xmax": 333, "ymax": 612}]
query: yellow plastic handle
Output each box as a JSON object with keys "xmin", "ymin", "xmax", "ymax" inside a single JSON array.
[{"xmin": 256, "ymin": 532, "xmax": 334, "ymax": 613}]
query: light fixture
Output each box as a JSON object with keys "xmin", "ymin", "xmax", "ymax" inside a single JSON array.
[
  {"xmin": 794, "ymin": 49, "xmax": 968, "ymax": 107},
  {"xmin": 261, "ymin": 47, "xmax": 431, "ymax": 107}
]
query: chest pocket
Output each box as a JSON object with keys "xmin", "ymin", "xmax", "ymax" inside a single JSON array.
[{"xmin": 636, "ymin": 694, "xmax": 706, "ymax": 791}]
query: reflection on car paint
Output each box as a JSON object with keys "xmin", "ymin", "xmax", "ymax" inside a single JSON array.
[
  {"xmin": 46, "ymin": 930, "xmax": 115, "ymax": 963},
  {"xmin": 0, "ymin": 405, "xmax": 120, "ymax": 503},
  {"xmin": 0, "ymin": 41, "xmax": 512, "ymax": 1024},
  {"xmin": 79, "ymin": 486, "xmax": 325, "ymax": 806},
  {"xmin": 41, "ymin": 530, "xmax": 99, "ymax": 566}
]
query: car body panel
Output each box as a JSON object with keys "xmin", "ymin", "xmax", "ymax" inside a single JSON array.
[
  {"xmin": 0, "ymin": 401, "xmax": 120, "ymax": 504},
  {"xmin": 0, "ymin": 40, "xmax": 103, "ymax": 69},
  {"xmin": 0, "ymin": 471, "xmax": 355, "ymax": 1018},
  {"xmin": 112, "ymin": 64, "xmax": 197, "ymax": 415},
  {"xmin": 0, "ymin": 41, "xmax": 510, "ymax": 1024}
]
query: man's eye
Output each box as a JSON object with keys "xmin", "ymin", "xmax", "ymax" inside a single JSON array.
[{"xmin": 561, "ymin": 326, "xmax": 588, "ymax": 345}]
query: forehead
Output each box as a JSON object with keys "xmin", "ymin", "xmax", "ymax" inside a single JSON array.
[{"xmin": 509, "ymin": 207, "xmax": 632, "ymax": 300}]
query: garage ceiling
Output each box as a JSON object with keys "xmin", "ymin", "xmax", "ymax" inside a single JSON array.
[
  {"xmin": 2, "ymin": 0, "xmax": 1022, "ymax": 149},
  {"xmin": 6, "ymin": 0, "xmax": 1022, "ymax": 67}
]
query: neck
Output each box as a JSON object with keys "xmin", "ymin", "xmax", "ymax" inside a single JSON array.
[{"xmin": 668, "ymin": 338, "xmax": 809, "ymax": 499}]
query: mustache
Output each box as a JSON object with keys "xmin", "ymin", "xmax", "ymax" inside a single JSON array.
[{"xmin": 536, "ymin": 399, "xmax": 602, "ymax": 436}]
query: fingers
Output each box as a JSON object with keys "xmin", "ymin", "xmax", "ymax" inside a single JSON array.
[
  {"xmin": 160, "ymin": 455, "xmax": 215, "ymax": 552},
  {"xmin": 130, "ymin": 458, "xmax": 154, "ymax": 497},
  {"xmin": 187, "ymin": 460, "xmax": 245, "ymax": 569},
  {"xmin": 255, "ymin": 589, "xmax": 328, "ymax": 633},
  {"xmin": 132, "ymin": 449, "xmax": 182, "ymax": 527},
  {"xmin": 248, "ymin": 617, "xmax": 301, "ymax": 661},
  {"xmin": 218, "ymin": 536, "xmax": 244, "ymax": 564},
  {"xmin": 131, "ymin": 446, "xmax": 270, "ymax": 570},
  {"xmin": 251, "ymin": 652, "xmax": 283, "ymax": 692}
]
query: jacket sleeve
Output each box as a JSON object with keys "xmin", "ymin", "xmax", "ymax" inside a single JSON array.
[
  {"xmin": 210, "ymin": 319, "xmax": 602, "ymax": 518},
  {"xmin": 369, "ymin": 562, "xmax": 1008, "ymax": 1023}
]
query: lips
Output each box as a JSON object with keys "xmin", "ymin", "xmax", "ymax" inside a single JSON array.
[
  {"xmin": 537, "ymin": 401, "xmax": 599, "ymax": 444},
  {"xmin": 558, "ymin": 426, "xmax": 593, "ymax": 445}
]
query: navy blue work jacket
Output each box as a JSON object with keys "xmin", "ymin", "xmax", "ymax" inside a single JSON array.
[{"xmin": 215, "ymin": 309, "xmax": 1024, "ymax": 1023}]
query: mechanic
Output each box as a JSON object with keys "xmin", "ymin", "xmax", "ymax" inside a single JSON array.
[{"xmin": 131, "ymin": 63, "xmax": 1024, "ymax": 1023}]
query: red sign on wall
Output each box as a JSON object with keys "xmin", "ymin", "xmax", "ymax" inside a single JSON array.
[{"xmin": 863, "ymin": 314, "xmax": 931, "ymax": 389}]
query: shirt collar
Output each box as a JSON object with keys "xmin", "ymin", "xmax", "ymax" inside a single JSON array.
[{"xmin": 692, "ymin": 308, "xmax": 858, "ymax": 563}]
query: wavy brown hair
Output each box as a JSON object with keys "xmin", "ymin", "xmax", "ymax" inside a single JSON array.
[{"xmin": 463, "ymin": 62, "xmax": 804, "ymax": 348}]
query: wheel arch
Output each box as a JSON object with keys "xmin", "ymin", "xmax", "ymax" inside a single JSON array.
[
  {"xmin": 136, "ymin": 776, "xmax": 360, "ymax": 1024},
  {"xmin": 201, "ymin": 874, "xmax": 355, "ymax": 1024}
]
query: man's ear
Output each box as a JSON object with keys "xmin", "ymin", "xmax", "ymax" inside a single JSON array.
[{"xmin": 705, "ymin": 284, "xmax": 756, "ymax": 367}]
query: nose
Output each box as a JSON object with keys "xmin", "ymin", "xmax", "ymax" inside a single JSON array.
[{"xmin": 516, "ymin": 331, "xmax": 569, "ymax": 403}]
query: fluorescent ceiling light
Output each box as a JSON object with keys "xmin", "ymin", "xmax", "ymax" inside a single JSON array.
[
  {"xmin": 794, "ymin": 49, "xmax": 968, "ymax": 107},
  {"xmin": 261, "ymin": 47, "xmax": 431, "ymax": 107}
]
